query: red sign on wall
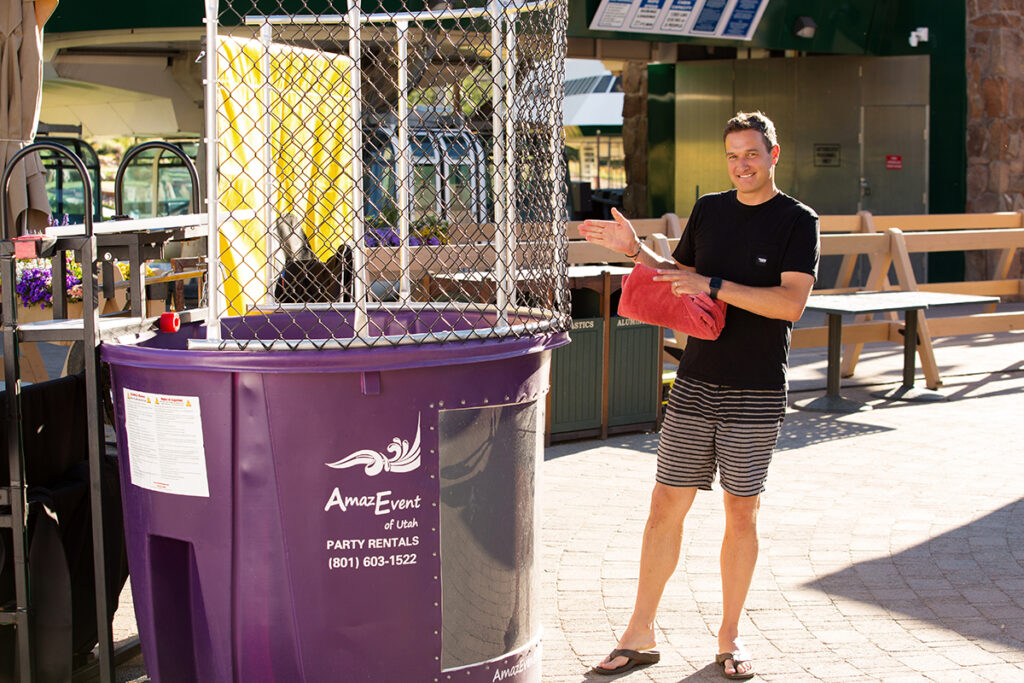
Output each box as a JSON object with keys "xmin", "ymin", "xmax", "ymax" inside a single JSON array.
[{"xmin": 886, "ymin": 155, "xmax": 903, "ymax": 170}]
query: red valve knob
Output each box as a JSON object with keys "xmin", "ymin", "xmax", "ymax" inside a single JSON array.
[{"xmin": 159, "ymin": 311, "xmax": 181, "ymax": 333}]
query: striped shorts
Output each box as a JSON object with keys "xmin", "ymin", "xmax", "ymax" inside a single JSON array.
[{"xmin": 657, "ymin": 376, "xmax": 786, "ymax": 497}]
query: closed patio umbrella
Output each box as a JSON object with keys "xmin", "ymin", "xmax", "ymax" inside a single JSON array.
[{"xmin": 1, "ymin": 0, "xmax": 58, "ymax": 235}]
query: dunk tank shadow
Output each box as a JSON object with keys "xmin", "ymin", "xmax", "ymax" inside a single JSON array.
[{"xmin": 804, "ymin": 498, "xmax": 1024, "ymax": 649}]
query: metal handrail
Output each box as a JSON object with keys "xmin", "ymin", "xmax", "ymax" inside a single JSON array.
[
  {"xmin": 114, "ymin": 140, "xmax": 202, "ymax": 216},
  {"xmin": 1, "ymin": 141, "xmax": 94, "ymax": 239}
]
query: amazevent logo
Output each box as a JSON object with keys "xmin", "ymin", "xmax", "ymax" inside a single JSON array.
[{"xmin": 326, "ymin": 413, "xmax": 422, "ymax": 476}]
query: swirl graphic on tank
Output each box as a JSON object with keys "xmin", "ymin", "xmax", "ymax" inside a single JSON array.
[{"xmin": 326, "ymin": 413, "xmax": 422, "ymax": 476}]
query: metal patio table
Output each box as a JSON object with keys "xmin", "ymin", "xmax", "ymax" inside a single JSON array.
[{"xmin": 793, "ymin": 291, "xmax": 999, "ymax": 413}]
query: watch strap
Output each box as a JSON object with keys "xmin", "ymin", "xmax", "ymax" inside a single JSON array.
[{"xmin": 709, "ymin": 276, "xmax": 722, "ymax": 300}]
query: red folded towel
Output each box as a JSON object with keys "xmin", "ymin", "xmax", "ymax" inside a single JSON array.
[{"xmin": 618, "ymin": 263, "xmax": 727, "ymax": 340}]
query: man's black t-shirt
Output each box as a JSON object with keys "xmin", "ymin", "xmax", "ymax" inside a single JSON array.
[{"xmin": 672, "ymin": 190, "xmax": 820, "ymax": 389}]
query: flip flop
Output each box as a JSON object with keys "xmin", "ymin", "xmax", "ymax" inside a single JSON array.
[
  {"xmin": 590, "ymin": 648, "xmax": 661, "ymax": 676},
  {"xmin": 715, "ymin": 650, "xmax": 755, "ymax": 680}
]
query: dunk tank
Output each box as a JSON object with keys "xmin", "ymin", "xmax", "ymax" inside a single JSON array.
[{"xmin": 102, "ymin": 0, "xmax": 570, "ymax": 680}]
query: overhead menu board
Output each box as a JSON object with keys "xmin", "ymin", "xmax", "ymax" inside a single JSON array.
[{"xmin": 589, "ymin": 0, "xmax": 769, "ymax": 41}]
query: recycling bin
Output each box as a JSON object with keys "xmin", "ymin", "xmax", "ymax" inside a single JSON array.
[
  {"xmin": 608, "ymin": 317, "xmax": 661, "ymax": 428},
  {"xmin": 549, "ymin": 281, "xmax": 662, "ymax": 440},
  {"xmin": 548, "ymin": 316, "xmax": 604, "ymax": 434}
]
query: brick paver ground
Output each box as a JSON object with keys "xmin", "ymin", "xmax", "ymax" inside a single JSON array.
[{"xmin": 542, "ymin": 340, "xmax": 1024, "ymax": 682}]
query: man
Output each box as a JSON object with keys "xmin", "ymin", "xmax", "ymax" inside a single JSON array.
[{"xmin": 578, "ymin": 111, "xmax": 819, "ymax": 679}]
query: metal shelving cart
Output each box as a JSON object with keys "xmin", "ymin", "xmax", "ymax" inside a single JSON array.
[{"xmin": 0, "ymin": 140, "xmax": 205, "ymax": 683}]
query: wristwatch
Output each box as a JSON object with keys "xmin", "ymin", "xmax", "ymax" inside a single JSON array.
[
  {"xmin": 708, "ymin": 276, "xmax": 722, "ymax": 300},
  {"xmin": 625, "ymin": 237, "xmax": 643, "ymax": 260}
]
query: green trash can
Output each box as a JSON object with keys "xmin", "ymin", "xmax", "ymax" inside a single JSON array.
[
  {"xmin": 609, "ymin": 317, "xmax": 661, "ymax": 428},
  {"xmin": 549, "ymin": 317, "xmax": 604, "ymax": 435},
  {"xmin": 549, "ymin": 316, "xmax": 661, "ymax": 439}
]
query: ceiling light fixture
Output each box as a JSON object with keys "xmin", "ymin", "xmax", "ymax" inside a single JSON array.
[{"xmin": 792, "ymin": 16, "xmax": 817, "ymax": 39}]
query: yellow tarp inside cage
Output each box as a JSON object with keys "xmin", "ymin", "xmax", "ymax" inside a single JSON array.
[{"xmin": 216, "ymin": 36, "xmax": 354, "ymax": 316}]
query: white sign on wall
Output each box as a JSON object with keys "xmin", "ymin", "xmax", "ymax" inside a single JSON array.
[{"xmin": 589, "ymin": 0, "xmax": 769, "ymax": 41}]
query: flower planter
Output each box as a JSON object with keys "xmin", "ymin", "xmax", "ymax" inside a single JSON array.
[{"xmin": 10, "ymin": 301, "xmax": 84, "ymax": 324}]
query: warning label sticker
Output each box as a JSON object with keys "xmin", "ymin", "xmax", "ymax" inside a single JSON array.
[{"xmin": 123, "ymin": 388, "xmax": 209, "ymax": 497}]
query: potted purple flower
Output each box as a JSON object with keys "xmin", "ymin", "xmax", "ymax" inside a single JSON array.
[
  {"xmin": 362, "ymin": 211, "xmax": 449, "ymax": 300},
  {"xmin": 363, "ymin": 222, "xmax": 446, "ymax": 247},
  {"xmin": 5, "ymin": 255, "xmax": 85, "ymax": 322},
  {"xmin": 363, "ymin": 205, "xmax": 449, "ymax": 248}
]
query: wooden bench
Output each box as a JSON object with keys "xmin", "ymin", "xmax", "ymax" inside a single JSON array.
[
  {"xmin": 644, "ymin": 216, "xmax": 867, "ymax": 358},
  {"xmin": 366, "ymin": 222, "xmax": 565, "ymax": 298},
  {"xmin": 881, "ymin": 224, "xmax": 1024, "ymax": 387},
  {"xmin": 305, "ymin": 215, "xmax": 684, "ymax": 294},
  {"xmin": 821, "ymin": 212, "xmax": 1023, "ymax": 387},
  {"xmin": 649, "ymin": 212, "xmax": 1024, "ymax": 389},
  {"xmin": 566, "ymin": 213, "xmax": 683, "ymax": 266},
  {"xmin": 790, "ymin": 222, "xmax": 895, "ymax": 354}
]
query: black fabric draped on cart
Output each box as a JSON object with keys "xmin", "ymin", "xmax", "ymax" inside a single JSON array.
[{"xmin": 0, "ymin": 373, "xmax": 128, "ymax": 682}]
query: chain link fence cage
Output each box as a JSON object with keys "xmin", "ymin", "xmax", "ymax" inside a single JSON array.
[{"xmin": 197, "ymin": 0, "xmax": 570, "ymax": 350}]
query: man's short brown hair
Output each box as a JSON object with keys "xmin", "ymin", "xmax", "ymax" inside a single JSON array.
[{"xmin": 723, "ymin": 111, "xmax": 778, "ymax": 152}]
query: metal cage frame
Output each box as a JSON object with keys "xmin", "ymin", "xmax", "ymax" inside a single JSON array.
[{"xmin": 196, "ymin": 0, "xmax": 570, "ymax": 350}]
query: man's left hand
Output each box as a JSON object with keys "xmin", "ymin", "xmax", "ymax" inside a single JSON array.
[{"xmin": 653, "ymin": 269, "xmax": 709, "ymax": 297}]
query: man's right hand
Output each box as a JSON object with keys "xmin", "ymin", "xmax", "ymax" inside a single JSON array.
[{"xmin": 578, "ymin": 207, "xmax": 640, "ymax": 256}]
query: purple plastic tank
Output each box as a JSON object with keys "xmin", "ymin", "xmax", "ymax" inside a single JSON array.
[{"xmin": 103, "ymin": 311, "xmax": 566, "ymax": 682}]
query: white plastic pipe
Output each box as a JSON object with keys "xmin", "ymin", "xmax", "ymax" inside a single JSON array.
[
  {"xmin": 204, "ymin": 0, "xmax": 222, "ymax": 339},
  {"xmin": 489, "ymin": 0, "xmax": 508, "ymax": 325},
  {"xmin": 261, "ymin": 21, "xmax": 280, "ymax": 305},
  {"xmin": 397, "ymin": 20, "xmax": 412, "ymax": 300},
  {"xmin": 503, "ymin": 11, "xmax": 519, "ymax": 311},
  {"xmin": 348, "ymin": 0, "xmax": 368, "ymax": 337}
]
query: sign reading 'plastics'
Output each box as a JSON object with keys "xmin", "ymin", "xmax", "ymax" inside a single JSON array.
[{"xmin": 589, "ymin": 0, "xmax": 769, "ymax": 40}]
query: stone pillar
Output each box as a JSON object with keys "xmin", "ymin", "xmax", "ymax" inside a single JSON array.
[
  {"xmin": 621, "ymin": 61, "xmax": 649, "ymax": 218},
  {"xmin": 966, "ymin": 2, "xmax": 1024, "ymax": 282}
]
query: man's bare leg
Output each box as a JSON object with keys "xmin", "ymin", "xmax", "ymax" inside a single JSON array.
[
  {"xmin": 717, "ymin": 491, "xmax": 760, "ymax": 677},
  {"xmin": 595, "ymin": 483, "xmax": 698, "ymax": 672}
]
